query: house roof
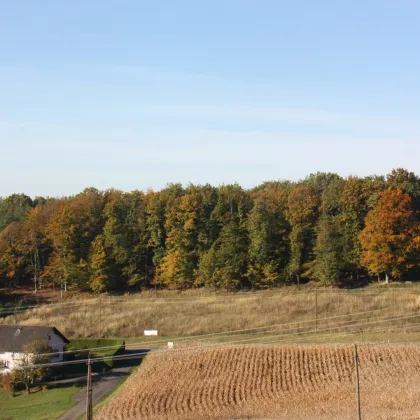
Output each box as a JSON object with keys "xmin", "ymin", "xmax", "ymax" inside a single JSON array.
[{"xmin": 0, "ymin": 325, "xmax": 69, "ymax": 352}]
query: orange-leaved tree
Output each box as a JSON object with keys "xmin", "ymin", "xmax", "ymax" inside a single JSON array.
[{"xmin": 360, "ymin": 187, "xmax": 420, "ymax": 282}]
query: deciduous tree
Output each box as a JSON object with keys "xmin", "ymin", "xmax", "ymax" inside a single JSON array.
[
  {"xmin": 360, "ymin": 187, "xmax": 420, "ymax": 282},
  {"xmin": 11, "ymin": 340, "xmax": 53, "ymax": 394},
  {"xmin": 286, "ymin": 185, "xmax": 318, "ymax": 283}
]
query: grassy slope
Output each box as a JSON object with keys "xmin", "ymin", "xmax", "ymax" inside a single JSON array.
[
  {"xmin": 0, "ymin": 385, "xmax": 81, "ymax": 420},
  {"xmin": 2, "ymin": 284, "xmax": 420, "ymax": 345}
]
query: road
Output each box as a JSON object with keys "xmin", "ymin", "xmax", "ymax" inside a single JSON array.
[{"xmin": 58, "ymin": 348, "xmax": 149, "ymax": 420}]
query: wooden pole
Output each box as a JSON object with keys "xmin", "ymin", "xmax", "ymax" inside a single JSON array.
[
  {"xmin": 86, "ymin": 353, "xmax": 93, "ymax": 420},
  {"xmin": 315, "ymin": 288, "xmax": 318, "ymax": 332},
  {"xmin": 354, "ymin": 344, "xmax": 362, "ymax": 420},
  {"xmin": 99, "ymin": 296, "xmax": 102, "ymax": 338}
]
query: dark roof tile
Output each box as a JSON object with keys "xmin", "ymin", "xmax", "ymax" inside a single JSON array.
[{"xmin": 0, "ymin": 325, "xmax": 69, "ymax": 352}]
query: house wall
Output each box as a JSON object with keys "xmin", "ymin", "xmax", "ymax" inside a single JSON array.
[
  {"xmin": 0, "ymin": 333, "xmax": 66, "ymax": 374},
  {"xmin": 0, "ymin": 352, "xmax": 23, "ymax": 372},
  {"xmin": 47, "ymin": 333, "xmax": 66, "ymax": 363}
]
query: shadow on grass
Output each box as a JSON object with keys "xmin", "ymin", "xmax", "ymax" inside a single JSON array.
[
  {"xmin": 42, "ymin": 380, "xmax": 85, "ymax": 391},
  {"xmin": 44, "ymin": 348, "xmax": 150, "ymax": 389},
  {"xmin": 117, "ymin": 348, "xmax": 151, "ymax": 369}
]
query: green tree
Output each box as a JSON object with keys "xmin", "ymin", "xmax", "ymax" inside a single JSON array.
[
  {"xmin": 145, "ymin": 190, "xmax": 167, "ymax": 286},
  {"xmin": 310, "ymin": 215, "xmax": 344, "ymax": 285},
  {"xmin": 103, "ymin": 190, "xmax": 150, "ymax": 289},
  {"xmin": 286, "ymin": 185, "xmax": 318, "ymax": 283},
  {"xmin": 247, "ymin": 194, "xmax": 289, "ymax": 288},
  {"xmin": 387, "ymin": 168, "xmax": 420, "ymax": 210},
  {"xmin": 0, "ymin": 193, "xmax": 33, "ymax": 231},
  {"xmin": 199, "ymin": 220, "xmax": 248, "ymax": 290}
]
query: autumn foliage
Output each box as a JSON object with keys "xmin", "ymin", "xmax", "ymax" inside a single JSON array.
[
  {"xmin": 360, "ymin": 187, "xmax": 420, "ymax": 281},
  {"xmin": 0, "ymin": 169, "xmax": 419, "ymax": 292}
]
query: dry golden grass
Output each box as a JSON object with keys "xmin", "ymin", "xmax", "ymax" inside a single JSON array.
[
  {"xmin": 96, "ymin": 344, "xmax": 420, "ymax": 420},
  {"xmin": 2, "ymin": 286, "xmax": 420, "ymax": 345}
]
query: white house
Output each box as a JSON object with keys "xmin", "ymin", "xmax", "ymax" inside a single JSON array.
[{"xmin": 0, "ymin": 325, "xmax": 69, "ymax": 374}]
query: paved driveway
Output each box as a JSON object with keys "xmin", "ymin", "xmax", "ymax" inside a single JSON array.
[
  {"xmin": 58, "ymin": 366, "xmax": 131, "ymax": 420},
  {"xmin": 58, "ymin": 348, "xmax": 149, "ymax": 420}
]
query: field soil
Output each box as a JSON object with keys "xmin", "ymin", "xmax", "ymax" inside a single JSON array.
[{"xmin": 96, "ymin": 344, "xmax": 420, "ymax": 420}]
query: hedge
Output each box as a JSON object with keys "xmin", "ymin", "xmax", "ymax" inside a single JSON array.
[{"xmin": 60, "ymin": 339, "xmax": 125, "ymax": 374}]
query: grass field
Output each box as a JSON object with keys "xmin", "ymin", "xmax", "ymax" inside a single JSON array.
[
  {"xmin": 2, "ymin": 286, "xmax": 420, "ymax": 419},
  {"xmin": 2, "ymin": 284, "xmax": 420, "ymax": 346},
  {"xmin": 96, "ymin": 343, "xmax": 420, "ymax": 420},
  {"xmin": 0, "ymin": 384, "xmax": 81, "ymax": 420}
]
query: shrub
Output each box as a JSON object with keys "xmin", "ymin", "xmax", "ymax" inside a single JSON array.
[
  {"xmin": 1, "ymin": 373, "xmax": 15, "ymax": 395},
  {"xmin": 61, "ymin": 338, "xmax": 125, "ymax": 374}
]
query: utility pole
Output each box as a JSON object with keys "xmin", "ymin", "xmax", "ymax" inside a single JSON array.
[
  {"xmin": 99, "ymin": 295, "xmax": 102, "ymax": 338},
  {"xmin": 315, "ymin": 287, "xmax": 318, "ymax": 333},
  {"xmin": 86, "ymin": 353, "xmax": 93, "ymax": 420},
  {"xmin": 354, "ymin": 344, "xmax": 362, "ymax": 420}
]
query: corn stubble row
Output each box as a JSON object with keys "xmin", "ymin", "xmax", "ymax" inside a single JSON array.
[{"xmin": 96, "ymin": 344, "xmax": 420, "ymax": 420}]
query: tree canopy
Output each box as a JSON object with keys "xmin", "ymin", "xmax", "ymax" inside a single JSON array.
[{"xmin": 0, "ymin": 169, "xmax": 419, "ymax": 292}]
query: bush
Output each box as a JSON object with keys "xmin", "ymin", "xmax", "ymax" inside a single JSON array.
[
  {"xmin": 1, "ymin": 373, "xmax": 15, "ymax": 395},
  {"xmin": 60, "ymin": 339, "xmax": 125, "ymax": 374}
]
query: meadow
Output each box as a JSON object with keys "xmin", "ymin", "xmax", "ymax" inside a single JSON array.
[
  {"xmin": 3, "ymin": 285, "xmax": 420, "ymax": 419},
  {"xmin": 0, "ymin": 384, "xmax": 81, "ymax": 420},
  {"xmin": 2, "ymin": 285, "xmax": 420, "ymax": 346}
]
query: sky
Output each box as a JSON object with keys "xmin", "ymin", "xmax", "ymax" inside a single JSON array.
[{"xmin": 1, "ymin": 0, "xmax": 419, "ymax": 197}]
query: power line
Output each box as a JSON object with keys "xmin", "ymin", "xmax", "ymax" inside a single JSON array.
[
  {"xmin": 32, "ymin": 305, "xmax": 407, "ymax": 358},
  {"xmin": 220, "ymin": 313, "xmax": 420, "ymax": 347},
  {"xmin": 15, "ymin": 311, "xmax": 420, "ymax": 370},
  {"xmin": 253, "ymin": 320, "xmax": 420, "ymax": 346},
  {"xmin": 172, "ymin": 312, "xmax": 420, "ymax": 350},
  {"xmin": 2, "ymin": 286, "xmax": 418, "ymax": 314}
]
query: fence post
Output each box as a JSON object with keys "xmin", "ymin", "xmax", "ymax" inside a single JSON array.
[
  {"xmin": 315, "ymin": 287, "xmax": 318, "ymax": 332},
  {"xmin": 354, "ymin": 344, "xmax": 362, "ymax": 420}
]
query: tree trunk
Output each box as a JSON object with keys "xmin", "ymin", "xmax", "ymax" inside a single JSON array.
[
  {"xmin": 385, "ymin": 272, "xmax": 389, "ymax": 284},
  {"xmin": 33, "ymin": 249, "xmax": 39, "ymax": 294}
]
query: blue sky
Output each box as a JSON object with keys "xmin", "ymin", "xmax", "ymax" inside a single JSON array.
[{"xmin": 1, "ymin": 0, "xmax": 419, "ymax": 197}]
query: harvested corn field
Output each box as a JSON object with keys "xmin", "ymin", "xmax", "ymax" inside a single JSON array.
[{"xmin": 96, "ymin": 344, "xmax": 420, "ymax": 420}]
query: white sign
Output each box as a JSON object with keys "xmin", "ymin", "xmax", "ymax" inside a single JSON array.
[
  {"xmin": 168, "ymin": 342, "xmax": 174, "ymax": 349},
  {"xmin": 144, "ymin": 330, "xmax": 158, "ymax": 336}
]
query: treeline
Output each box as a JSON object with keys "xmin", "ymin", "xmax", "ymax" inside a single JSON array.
[{"xmin": 0, "ymin": 168, "xmax": 419, "ymax": 293}]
